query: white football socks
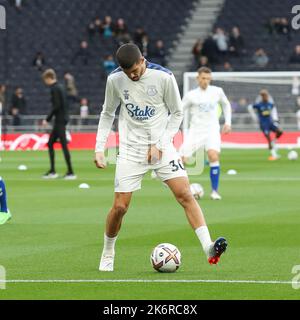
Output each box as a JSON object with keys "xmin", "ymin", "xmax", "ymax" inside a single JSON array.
[
  {"xmin": 271, "ymin": 148, "xmax": 278, "ymax": 157},
  {"xmin": 195, "ymin": 226, "xmax": 213, "ymax": 256},
  {"xmin": 103, "ymin": 234, "xmax": 118, "ymax": 256},
  {"xmin": 209, "ymin": 161, "xmax": 220, "ymax": 167}
]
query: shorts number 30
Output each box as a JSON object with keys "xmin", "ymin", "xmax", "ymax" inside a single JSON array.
[{"xmin": 170, "ymin": 159, "xmax": 185, "ymax": 172}]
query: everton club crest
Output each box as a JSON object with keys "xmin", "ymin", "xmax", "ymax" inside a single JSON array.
[{"xmin": 147, "ymin": 85, "xmax": 158, "ymax": 97}]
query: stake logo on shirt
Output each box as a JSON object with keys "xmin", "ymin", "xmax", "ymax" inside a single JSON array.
[
  {"xmin": 125, "ymin": 103, "xmax": 156, "ymax": 121},
  {"xmin": 198, "ymin": 102, "xmax": 212, "ymax": 112}
]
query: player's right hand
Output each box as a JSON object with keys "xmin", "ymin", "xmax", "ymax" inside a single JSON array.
[
  {"xmin": 94, "ymin": 152, "xmax": 106, "ymax": 169},
  {"xmin": 181, "ymin": 156, "xmax": 188, "ymax": 165},
  {"xmin": 42, "ymin": 119, "xmax": 48, "ymax": 127},
  {"xmin": 147, "ymin": 145, "xmax": 162, "ymax": 165}
]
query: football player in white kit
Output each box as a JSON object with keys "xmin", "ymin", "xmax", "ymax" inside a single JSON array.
[
  {"xmin": 180, "ymin": 67, "xmax": 232, "ymax": 200},
  {"xmin": 94, "ymin": 44, "xmax": 227, "ymax": 271}
]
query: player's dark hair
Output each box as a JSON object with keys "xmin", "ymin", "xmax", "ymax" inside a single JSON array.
[
  {"xmin": 198, "ymin": 67, "xmax": 212, "ymax": 75},
  {"xmin": 116, "ymin": 43, "xmax": 142, "ymax": 69}
]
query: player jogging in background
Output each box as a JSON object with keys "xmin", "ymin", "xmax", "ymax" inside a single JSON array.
[
  {"xmin": 0, "ymin": 177, "xmax": 11, "ymax": 225},
  {"xmin": 94, "ymin": 44, "xmax": 228, "ymax": 271},
  {"xmin": 180, "ymin": 67, "xmax": 232, "ymax": 200},
  {"xmin": 249, "ymin": 89, "xmax": 283, "ymax": 161}
]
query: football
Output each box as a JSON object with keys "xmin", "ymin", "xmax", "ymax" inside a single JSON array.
[
  {"xmin": 190, "ymin": 183, "xmax": 205, "ymax": 199},
  {"xmin": 150, "ymin": 243, "xmax": 181, "ymax": 273},
  {"xmin": 287, "ymin": 150, "xmax": 298, "ymax": 161}
]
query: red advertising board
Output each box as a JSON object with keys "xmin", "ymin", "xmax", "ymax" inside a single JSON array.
[{"xmin": 1, "ymin": 131, "xmax": 299, "ymax": 151}]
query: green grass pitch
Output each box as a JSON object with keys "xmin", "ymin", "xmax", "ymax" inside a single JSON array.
[{"xmin": 0, "ymin": 149, "xmax": 300, "ymax": 300}]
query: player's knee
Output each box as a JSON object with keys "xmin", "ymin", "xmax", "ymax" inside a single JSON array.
[
  {"xmin": 207, "ymin": 151, "xmax": 219, "ymax": 163},
  {"xmin": 176, "ymin": 188, "xmax": 194, "ymax": 207},
  {"xmin": 209, "ymin": 155, "xmax": 219, "ymax": 163},
  {"xmin": 113, "ymin": 203, "xmax": 129, "ymax": 217},
  {"xmin": 276, "ymin": 130, "xmax": 283, "ymax": 138}
]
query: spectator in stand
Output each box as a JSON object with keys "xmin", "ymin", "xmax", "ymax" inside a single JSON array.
[
  {"xmin": 101, "ymin": 16, "xmax": 114, "ymax": 38},
  {"xmin": 103, "ymin": 55, "xmax": 117, "ymax": 75},
  {"xmin": 134, "ymin": 27, "xmax": 147, "ymax": 50},
  {"xmin": 237, "ymin": 98, "xmax": 249, "ymax": 114},
  {"xmin": 229, "ymin": 26, "xmax": 245, "ymax": 57},
  {"xmin": 0, "ymin": 85, "xmax": 6, "ymax": 110},
  {"xmin": 267, "ymin": 17, "xmax": 291, "ymax": 37},
  {"xmin": 201, "ymin": 35, "xmax": 218, "ymax": 64},
  {"xmin": 32, "ymin": 51, "xmax": 46, "ymax": 71},
  {"xmin": 115, "ymin": 18, "xmax": 128, "ymax": 37},
  {"xmin": 79, "ymin": 98, "xmax": 89, "ymax": 126},
  {"xmin": 266, "ymin": 17, "xmax": 280, "ymax": 34},
  {"xmin": 87, "ymin": 21, "xmax": 96, "ymax": 41},
  {"xmin": 15, "ymin": 0, "xmax": 22, "ymax": 10},
  {"xmin": 213, "ymin": 27, "xmax": 228, "ymax": 57},
  {"xmin": 222, "ymin": 61, "xmax": 233, "ymax": 71},
  {"xmin": 197, "ymin": 56, "xmax": 210, "ymax": 69},
  {"xmin": 71, "ymin": 40, "xmax": 90, "ymax": 65},
  {"xmin": 289, "ymin": 45, "xmax": 300, "ymax": 64},
  {"xmin": 64, "ymin": 72, "xmax": 79, "ymax": 109},
  {"xmin": 150, "ymin": 40, "xmax": 166, "ymax": 66},
  {"xmin": 10, "ymin": 87, "xmax": 27, "ymax": 126},
  {"xmin": 279, "ymin": 18, "xmax": 291, "ymax": 36},
  {"xmin": 253, "ymin": 48, "xmax": 269, "ymax": 68},
  {"xmin": 116, "ymin": 32, "xmax": 131, "ymax": 46},
  {"xmin": 192, "ymin": 39, "xmax": 203, "ymax": 63},
  {"xmin": 94, "ymin": 18, "xmax": 103, "ymax": 34},
  {"xmin": 140, "ymin": 34, "xmax": 150, "ymax": 58},
  {"xmin": 114, "ymin": 18, "xmax": 131, "ymax": 45}
]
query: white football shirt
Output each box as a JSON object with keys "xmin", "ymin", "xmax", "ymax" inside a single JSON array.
[
  {"xmin": 183, "ymin": 85, "xmax": 232, "ymax": 132},
  {"xmin": 95, "ymin": 62, "xmax": 183, "ymax": 163}
]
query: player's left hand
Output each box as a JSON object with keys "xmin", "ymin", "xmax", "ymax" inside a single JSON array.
[
  {"xmin": 222, "ymin": 124, "xmax": 231, "ymax": 134},
  {"xmin": 42, "ymin": 119, "xmax": 48, "ymax": 127},
  {"xmin": 147, "ymin": 145, "xmax": 162, "ymax": 165}
]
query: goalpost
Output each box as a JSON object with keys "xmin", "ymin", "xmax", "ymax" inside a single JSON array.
[{"xmin": 183, "ymin": 71, "xmax": 300, "ymax": 147}]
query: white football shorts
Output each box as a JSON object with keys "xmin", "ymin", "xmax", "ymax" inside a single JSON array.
[
  {"xmin": 179, "ymin": 127, "xmax": 221, "ymax": 157},
  {"xmin": 114, "ymin": 150, "xmax": 187, "ymax": 192}
]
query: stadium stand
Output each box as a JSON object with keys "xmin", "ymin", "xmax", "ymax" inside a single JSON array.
[
  {"xmin": 184, "ymin": 0, "xmax": 300, "ymax": 116},
  {"xmin": 208, "ymin": 0, "xmax": 300, "ymax": 72},
  {"xmin": 0, "ymin": 0, "xmax": 197, "ymax": 115}
]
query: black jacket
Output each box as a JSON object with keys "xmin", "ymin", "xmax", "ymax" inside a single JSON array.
[
  {"xmin": 46, "ymin": 82, "xmax": 69, "ymax": 126},
  {"xmin": 11, "ymin": 94, "xmax": 27, "ymax": 114}
]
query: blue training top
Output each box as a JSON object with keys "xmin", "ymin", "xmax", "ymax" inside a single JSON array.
[
  {"xmin": 0, "ymin": 178, "xmax": 8, "ymax": 213},
  {"xmin": 253, "ymin": 101, "xmax": 274, "ymax": 123}
]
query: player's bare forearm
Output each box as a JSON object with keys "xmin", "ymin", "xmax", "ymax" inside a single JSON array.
[
  {"xmin": 94, "ymin": 151, "xmax": 107, "ymax": 169},
  {"xmin": 147, "ymin": 145, "xmax": 162, "ymax": 164}
]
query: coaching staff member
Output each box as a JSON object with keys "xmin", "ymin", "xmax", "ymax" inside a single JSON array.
[{"xmin": 42, "ymin": 69, "xmax": 76, "ymax": 180}]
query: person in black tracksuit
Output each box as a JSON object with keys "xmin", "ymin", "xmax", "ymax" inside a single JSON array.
[{"xmin": 42, "ymin": 69, "xmax": 76, "ymax": 179}]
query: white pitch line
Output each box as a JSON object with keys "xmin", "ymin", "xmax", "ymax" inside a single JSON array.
[
  {"xmin": 4, "ymin": 177, "xmax": 300, "ymax": 182},
  {"xmin": 0, "ymin": 279, "xmax": 296, "ymax": 285}
]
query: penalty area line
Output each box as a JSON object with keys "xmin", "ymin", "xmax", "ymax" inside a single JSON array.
[{"xmin": 0, "ymin": 279, "xmax": 295, "ymax": 285}]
